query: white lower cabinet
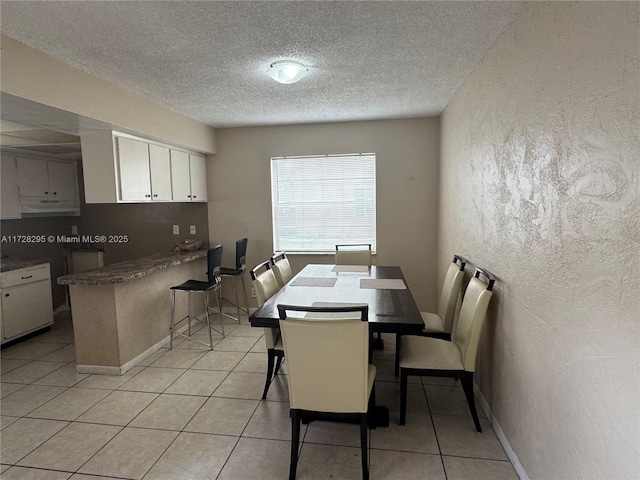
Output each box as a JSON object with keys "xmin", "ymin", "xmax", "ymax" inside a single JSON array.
[{"xmin": 1, "ymin": 263, "xmax": 53, "ymax": 343}]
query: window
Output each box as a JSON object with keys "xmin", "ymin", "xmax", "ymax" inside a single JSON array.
[{"xmin": 271, "ymin": 153, "xmax": 376, "ymax": 253}]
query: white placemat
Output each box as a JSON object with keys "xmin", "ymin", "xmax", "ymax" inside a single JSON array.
[
  {"xmin": 360, "ymin": 278, "xmax": 406, "ymax": 290},
  {"xmin": 331, "ymin": 265, "xmax": 370, "ymax": 273},
  {"xmin": 304, "ymin": 302, "xmax": 368, "ymax": 318},
  {"xmin": 290, "ymin": 277, "xmax": 338, "ymax": 287}
]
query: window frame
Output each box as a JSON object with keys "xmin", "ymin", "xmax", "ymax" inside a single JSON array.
[{"xmin": 270, "ymin": 153, "xmax": 377, "ymax": 254}]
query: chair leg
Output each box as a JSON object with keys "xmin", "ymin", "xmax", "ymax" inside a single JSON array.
[
  {"xmin": 204, "ymin": 291, "xmax": 214, "ymax": 350},
  {"xmin": 461, "ymin": 372, "xmax": 482, "ymax": 432},
  {"xmin": 394, "ymin": 334, "xmax": 401, "ymax": 376},
  {"xmin": 399, "ymin": 370, "xmax": 408, "ymax": 426},
  {"xmin": 187, "ymin": 292, "xmax": 192, "ymax": 337},
  {"xmin": 240, "ymin": 272, "xmax": 250, "ymax": 315},
  {"xmin": 360, "ymin": 413, "xmax": 369, "ymax": 480},
  {"xmin": 231, "ymin": 276, "xmax": 241, "ymax": 323},
  {"xmin": 215, "ymin": 287, "xmax": 225, "ymax": 338},
  {"xmin": 169, "ymin": 290, "xmax": 176, "ymax": 350},
  {"xmin": 262, "ymin": 350, "xmax": 275, "ymax": 399},
  {"xmin": 274, "ymin": 353, "xmax": 284, "ymax": 376},
  {"xmin": 290, "ymin": 409, "xmax": 301, "ymax": 480}
]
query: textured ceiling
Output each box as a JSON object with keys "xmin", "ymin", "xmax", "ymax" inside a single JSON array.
[{"xmin": 1, "ymin": 1, "xmax": 522, "ymax": 128}]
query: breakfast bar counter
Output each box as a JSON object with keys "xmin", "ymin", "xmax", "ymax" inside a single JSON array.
[{"xmin": 58, "ymin": 249, "xmax": 208, "ymax": 375}]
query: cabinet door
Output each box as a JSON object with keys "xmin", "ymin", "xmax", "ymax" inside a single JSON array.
[
  {"xmin": 117, "ymin": 137, "xmax": 151, "ymax": 201},
  {"xmin": 1, "ymin": 156, "xmax": 21, "ymax": 219},
  {"xmin": 2, "ymin": 281, "xmax": 53, "ymax": 339},
  {"xmin": 170, "ymin": 150, "xmax": 191, "ymax": 201},
  {"xmin": 16, "ymin": 157, "xmax": 49, "ymax": 197},
  {"xmin": 47, "ymin": 161, "xmax": 77, "ymax": 200},
  {"xmin": 189, "ymin": 154, "xmax": 208, "ymax": 202},
  {"xmin": 149, "ymin": 144, "xmax": 172, "ymax": 201}
]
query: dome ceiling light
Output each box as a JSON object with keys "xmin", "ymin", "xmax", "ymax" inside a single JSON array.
[{"xmin": 266, "ymin": 60, "xmax": 309, "ymax": 84}]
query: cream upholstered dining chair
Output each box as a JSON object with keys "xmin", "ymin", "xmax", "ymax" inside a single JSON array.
[
  {"xmin": 335, "ymin": 243, "xmax": 372, "ymax": 266},
  {"xmin": 270, "ymin": 252, "xmax": 293, "ymax": 288},
  {"xmin": 277, "ymin": 304, "xmax": 375, "ymax": 480},
  {"xmin": 394, "ymin": 254, "xmax": 468, "ymax": 375},
  {"xmin": 250, "ymin": 260, "xmax": 284, "ymax": 399},
  {"xmin": 398, "ymin": 267, "xmax": 496, "ymax": 432}
]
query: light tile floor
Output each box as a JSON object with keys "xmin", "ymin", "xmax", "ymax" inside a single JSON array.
[{"xmin": 0, "ymin": 311, "xmax": 519, "ymax": 479}]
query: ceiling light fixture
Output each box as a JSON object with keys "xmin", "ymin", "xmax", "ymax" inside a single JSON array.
[{"xmin": 266, "ymin": 60, "xmax": 309, "ymax": 84}]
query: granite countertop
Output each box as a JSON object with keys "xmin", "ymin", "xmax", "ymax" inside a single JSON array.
[
  {"xmin": 1, "ymin": 258, "xmax": 50, "ymax": 273},
  {"xmin": 57, "ymin": 249, "xmax": 207, "ymax": 286}
]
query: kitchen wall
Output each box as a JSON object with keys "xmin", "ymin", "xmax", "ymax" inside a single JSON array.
[
  {"xmin": 1, "ymin": 160, "xmax": 210, "ymax": 309},
  {"xmin": 208, "ymin": 117, "xmax": 440, "ymax": 310},
  {"xmin": 439, "ymin": 2, "xmax": 639, "ymax": 479}
]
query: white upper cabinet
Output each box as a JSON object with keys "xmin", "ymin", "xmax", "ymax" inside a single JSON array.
[
  {"xmin": 14, "ymin": 156, "xmax": 79, "ymax": 215},
  {"xmin": 116, "ymin": 136, "xmax": 152, "ymax": 201},
  {"xmin": 1, "ymin": 156, "xmax": 21, "ymax": 219},
  {"xmin": 81, "ymin": 131, "xmax": 209, "ymax": 204},
  {"xmin": 47, "ymin": 161, "xmax": 77, "ymax": 200},
  {"xmin": 149, "ymin": 144, "xmax": 172, "ymax": 201},
  {"xmin": 189, "ymin": 154, "xmax": 207, "ymax": 202},
  {"xmin": 170, "ymin": 150, "xmax": 191, "ymax": 201},
  {"xmin": 170, "ymin": 151, "xmax": 207, "ymax": 202},
  {"xmin": 16, "ymin": 157, "xmax": 49, "ymax": 197}
]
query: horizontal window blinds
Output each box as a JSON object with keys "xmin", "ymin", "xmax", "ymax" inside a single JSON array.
[{"xmin": 271, "ymin": 154, "xmax": 376, "ymax": 253}]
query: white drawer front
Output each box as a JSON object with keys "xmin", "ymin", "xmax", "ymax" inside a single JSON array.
[{"xmin": 1, "ymin": 263, "xmax": 50, "ymax": 288}]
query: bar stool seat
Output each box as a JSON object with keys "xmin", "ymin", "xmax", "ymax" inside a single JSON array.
[{"xmin": 170, "ymin": 245, "xmax": 225, "ymax": 350}]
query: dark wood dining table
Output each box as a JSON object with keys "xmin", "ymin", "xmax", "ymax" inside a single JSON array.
[
  {"xmin": 249, "ymin": 264, "xmax": 424, "ymax": 336},
  {"xmin": 249, "ymin": 263, "xmax": 424, "ymax": 427}
]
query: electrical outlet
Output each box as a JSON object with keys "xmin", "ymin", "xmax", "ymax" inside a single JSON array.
[
  {"xmin": 251, "ymin": 287, "xmax": 256, "ymax": 298},
  {"xmin": 190, "ymin": 225, "xmax": 196, "ymax": 235},
  {"xmin": 71, "ymin": 225, "xmax": 78, "ymax": 235},
  {"xmin": 173, "ymin": 225, "xmax": 179, "ymax": 235}
]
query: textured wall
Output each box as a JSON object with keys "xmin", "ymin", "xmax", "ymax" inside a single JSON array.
[
  {"xmin": 208, "ymin": 118, "xmax": 440, "ymax": 310},
  {"xmin": 440, "ymin": 2, "xmax": 639, "ymax": 479}
]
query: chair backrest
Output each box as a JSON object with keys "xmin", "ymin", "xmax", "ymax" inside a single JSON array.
[
  {"xmin": 206, "ymin": 245, "xmax": 223, "ymax": 285},
  {"xmin": 335, "ymin": 244, "xmax": 372, "ymax": 266},
  {"xmin": 250, "ymin": 260, "xmax": 280, "ymax": 306},
  {"xmin": 270, "ymin": 252, "xmax": 293, "ymax": 288},
  {"xmin": 278, "ymin": 304, "xmax": 370, "ymax": 413},
  {"xmin": 235, "ymin": 237, "xmax": 248, "ymax": 271},
  {"xmin": 452, "ymin": 267, "xmax": 496, "ymax": 372},
  {"xmin": 438, "ymin": 254, "xmax": 468, "ymax": 333}
]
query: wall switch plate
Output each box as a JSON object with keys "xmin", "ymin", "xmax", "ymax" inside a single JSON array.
[
  {"xmin": 173, "ymin": 225, "xmax": 179, "ymax": 235},
  {"xmin": 251, "ymin": 287, "xmax": 256, "ymax": 298},
  {"xmin": 71, "ymin": 225, "xmax": 78, "ymax": 235},
  {"xmin": 190, "ymin": 225, "xmax": 196, "ymax": 234}
]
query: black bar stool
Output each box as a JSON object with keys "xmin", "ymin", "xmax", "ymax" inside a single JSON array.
[
  {"xmin": 220, "ymin": 237, "xmax": 250, "ymax": 323},
  {"xmin": 169, "ymin": 245, "xmax": 225, "ymax": 349}
]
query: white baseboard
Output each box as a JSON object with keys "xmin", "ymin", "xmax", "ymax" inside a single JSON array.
[{"xmin": 474, "ymin": 384, "xmax": 530, "ymax": 480}]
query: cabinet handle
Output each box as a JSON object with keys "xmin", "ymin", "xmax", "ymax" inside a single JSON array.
[
  {"xmin": 21, "ymin": 275, "xmax": 33, "ymax": 280},
  {"xmin": 153, "ymin": 194, "xmax": 158, "ymax": 198},
  {"xmin": 53, "ymin": 192, "xmax": 57, "ymax": 195},
  {"xmin": 45, "ymin": 191, "xmax": 49, "ymax": 195},
  {"xmin": 187, "ymin": 195, "xmax": 191, "ymax": 198},
  {"xmin": 193, "ymin": 195, "xmax": 197, "ymax": 199},
  {"xmin": 145, "ymin": 194, "xmax": 151, "ymax": 198},
  {"xmin": 4, "ymin": 293, "xmax": 9, "ymax": 297}
]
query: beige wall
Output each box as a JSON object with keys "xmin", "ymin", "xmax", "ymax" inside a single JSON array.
[
  {"xmin": 208, "ymin": 118, "xmax": 440, "ymax": 309},
  {"xmin": 1, "ymin": 35, "xmax": 217, "ymax": 153},
  {"xmin": 439, "ymin": 2, "xmax": 639, "ymax": 479}
]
